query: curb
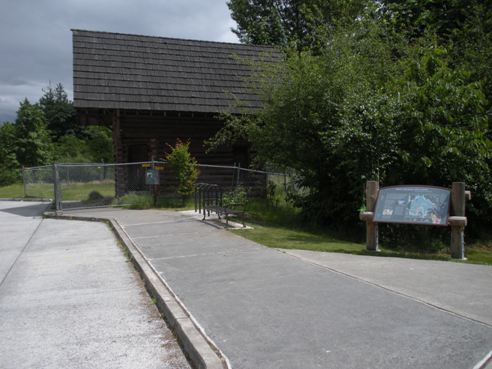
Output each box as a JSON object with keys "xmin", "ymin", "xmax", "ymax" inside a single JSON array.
[
  {"xmin": 0, "ymin": 197, "xmax": 52, "ymax": 202},
  {"xmin": 43, "ymin": 212, "xmax": 228, "ymax": 369}
]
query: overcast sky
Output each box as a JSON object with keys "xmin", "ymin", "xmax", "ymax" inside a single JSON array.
[{"xmin": 0, "ymin": 0, "xmax": 238, "ymax": 123}]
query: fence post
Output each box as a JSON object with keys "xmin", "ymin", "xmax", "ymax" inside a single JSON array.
[
  {"xmin": 151, "ymin": 158, "xmax": 157, "ymax": 207},
  {"xmin": 236, "ymin": 163, "xmax": 241, "ymax": 187},
  {"xmin": 53, "ymin": 163, "xmax": 61, "ymax": 212},
  {"xmin": 22, "ymin": 166, "xmax": 27, "ymax": 198},
  {"xmin": 194, "ymin": 186, "xmax": 198, "ymax": 213},
  {"xmin": 365, "ymin": 180, "xmax": 379, "ymax": 251}
]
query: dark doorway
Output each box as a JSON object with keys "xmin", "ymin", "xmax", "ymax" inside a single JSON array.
[{"xmin": 127, "ymin": 144, "xmax": 148, "ymax": 191}]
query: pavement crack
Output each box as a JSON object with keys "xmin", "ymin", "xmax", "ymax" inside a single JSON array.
[
  {"xmin": 0, "ymin": 217, "xmax": 44, "ymax": 290},
  {"xmin": 282, "ymin": 249, "xmax": 492, "ymax": 329}
]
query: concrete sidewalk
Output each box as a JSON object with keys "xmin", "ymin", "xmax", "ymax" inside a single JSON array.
[
  {"xmin": 0, "ymin": 202, "xmax": 190, "ymax": 369},
  {"xmin": 283, "ymin": 249, "xmax": 492, "ymax": 326},
  {"xmin": 62, "ymin": 207, "xmax": 492, "ymax": 369}
]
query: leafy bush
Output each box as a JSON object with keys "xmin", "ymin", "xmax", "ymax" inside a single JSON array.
[
  {"xmin": 83, "ymin": 190, "xmax": 113, "ymax": 205},
  {"xmin": 165, "ymin": 139, "xmax": 199, "ymax": 200},
  {"xmin": 223, "ymin": 186, "xmax": 247, "ymax": 208},
  {"xmin": 117, "ymin": 193, "xmax": 153, "ymax": 209}
]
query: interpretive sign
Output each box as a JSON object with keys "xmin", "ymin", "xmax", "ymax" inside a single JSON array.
[
  {"xmin": 374, "ymin": 186, "xmax": 450, "ymax": 226},
  {"xmin": 145, "ymin": 169, "xmax": 160, "ymax": 185}
]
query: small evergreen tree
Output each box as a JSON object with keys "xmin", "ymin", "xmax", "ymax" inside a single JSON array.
[
  {"xmin": 39, "ymin": 83, "xmax": 77, "ymax": 139},
  {"xmin": 165, "ymin": 139, "xmax": 199, "ymax": 202}
]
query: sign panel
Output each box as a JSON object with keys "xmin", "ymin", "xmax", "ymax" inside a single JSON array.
[
  {"xmin": 145, "ymin": 169, "xmax": 160, "ymax": 185},
  {"xmin": 374, "ymin": 186, "xmax": 450, "ymax": 226}
]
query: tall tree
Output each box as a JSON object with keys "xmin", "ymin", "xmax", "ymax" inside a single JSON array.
[
  {"xmin": 380, "ymin": 0, "xmax": 492, "ymax": 123},
  {"xmin": 15, "ymin": 99, "xmax": 53, "ymax": 167},
  {"xmin": 380, "ymin": 0, "xmax": 482, "ymax": 41},
  {"xmin": 0, "ymin": 122, "xmax": 21, "ymax": 184},
  {"xmin": 227, "ymin": 0, "xmax": 366, "ymax": 50},
  {"xmin": 39, "ymin": 83, "xmax": 77, "ymax": 139}
]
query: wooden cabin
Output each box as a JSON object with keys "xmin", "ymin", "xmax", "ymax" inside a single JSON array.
[{"xmin": 72, "ymin": 29, "xmax": 280, "ymax": 194}]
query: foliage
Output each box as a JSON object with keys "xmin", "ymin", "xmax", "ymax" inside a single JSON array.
[
  {"xmin": 118, "ymin": 193, "xmax": 154, "ymax": 209},
  {"xmin": 53, "ymin": 126, "xmax": 113, "ymax": 163},
  {"xmin": 211, "ymin": 14, "xmax": 492, "ymax": 238},
  {"xmin": 14, "ymin": 99, "xmax": 53, "ymax": 167},
  {"xmin": 380, "ymin": 0, "xmax": 484, "ymax": 41},
  {"xmin": 54, "ymin": 135, "xmax": 91, "ymax": 162},
  {"xmin": 83, "ymin": 126, "xmax": 113, "ymax": 163},
  {"xmin": 381, "ymin": 1, "xmax": 492, "ymax": 121},
  {"xmin": 0, "ymin": 122, "xmax": 21, "ymax": 185},
  {"xmin": 164, "ymin": 139, "xmax": 199, "ymax": 199},
  {"xmin": 39, "ymin": 83, "xmax": 78, "ymax": 139},
  {"xmin": 83, "ymin": 190, "xmax": 113, "ymax": 205},
  {"xmin": 0, "ymin": 84, "xmax": 113, "ymax": 186},
  {"xmin": 223, "ymin": 186, "xmax": 248, "ymax": 208},
  {"xmin": 227, "ymin": 0, "xmax": 366, "ymax": 51}
]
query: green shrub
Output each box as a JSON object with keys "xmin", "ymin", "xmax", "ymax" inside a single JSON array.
[
  {"xmin": 117, "ymin": 193, "xmax": 153, "ymax": 209},
  {"xmin": 165, "ymin": 139, "xmax": 199, "ymax": 200},
  {"xmin": 223, "ymin": 186, "xmax": 248, "ymax": 208}
]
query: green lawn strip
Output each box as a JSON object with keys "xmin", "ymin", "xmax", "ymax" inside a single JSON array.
[
  {"xmin": 231, "ymin": 206, "xmax": 492, "ymax": 265},
  {"xmin": 233, "ymin": 223, "xmax": 364, "ymax": 253},
  {"xmin": 61, "ymin": 181, "xmax": 115, "ymax": 200},
  {"xmin": 465, "ymin": 246, "xmax": 492, "ymax": 265},
  {"xmin": 0, "ymin": 181, "xmax": 115, "ymax": 201},
  {"xmin": 232, "ymin": 223, "xmax": 492, "ymax": 264},
  {"xmin": 0, "ymin": 183, "xmax": 24, "ymax": 198},
  {"xmin": 231, "ymin": 223, "xmax": 445, "ymax": 259}
]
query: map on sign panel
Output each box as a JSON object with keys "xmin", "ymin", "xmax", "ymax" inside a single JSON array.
[{"xmin": 374, "ymin": 186, "xmax": 451, "ymax": 226}]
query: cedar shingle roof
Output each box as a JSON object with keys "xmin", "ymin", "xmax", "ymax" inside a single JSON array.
[{"xmin": 72, "ymin": 30, "xmax": 281, "ymax": 113}]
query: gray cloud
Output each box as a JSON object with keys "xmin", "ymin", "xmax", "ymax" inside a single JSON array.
[{"xmin": 0, "ymin": 0, "xmax": 238, "ymax": 122}]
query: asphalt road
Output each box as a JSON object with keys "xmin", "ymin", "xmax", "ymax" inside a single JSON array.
[
  {"xmin": 64, "ymin": 207, "xmax": 492, "ymax": 369},
  {"xmin": 0, "ymin": 201, "xmax": 190, "ymax": 369}
]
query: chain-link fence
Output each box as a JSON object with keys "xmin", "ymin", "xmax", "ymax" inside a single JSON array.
[
  {"xmin": 22, "ymin": 161, "xmax": 294, "ymax": 211},
  {"xmin": 23, "ymin": 165, "xmax": 54, "ymax": 199}
]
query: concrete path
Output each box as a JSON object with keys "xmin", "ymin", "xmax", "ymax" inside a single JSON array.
[
  {"xmin": 0, "ymin": 201, "xmax": 48, "ymax": 283},
  {"xmin": 283, "ymin": 250, "xmax": 492, "ymax": 326},
  {"xmin": 0, "ymin": 201, "xmax": 190, "ymax": 369},
  {"xmin": 63, "ymin": 207, "xmax": 492, "ymax": 369}
]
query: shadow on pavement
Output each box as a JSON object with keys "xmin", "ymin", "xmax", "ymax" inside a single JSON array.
[{"xmin": 0, "ymin": 202, "xmax": 50, "ymax": 217}]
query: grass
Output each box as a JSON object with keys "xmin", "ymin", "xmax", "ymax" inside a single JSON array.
[
  {"xmin": 0, "ymin": 183, "xmax": 25, "ymax": 198},
  {"xmin": 235, "ymin": 223, "xmax": 365, "ymax": 253},
  {"xmin": 466, "ymin": 245, "xmax": 492, "ymax": 265},
  {"xmin": 116, "ymin": 193, "xmax": 195, "ymax": 210},
  {"xmin": 0, "ymin": 182, "xmax": 195, "ymax": 211},
  {"xmin": 230, "ymin": 198, "xmax": 492, "ymax": 266},
  {"xmin": 0, "ymin": 181, "xmax": 115, "ymax": 201},
  {"xmin": 61, "ymin": 181, "xmax": 115, "ymax": 200}
]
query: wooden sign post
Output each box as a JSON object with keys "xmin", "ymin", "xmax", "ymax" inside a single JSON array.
[
  {"xmin": 449, "ymin": 182, "xmax": 467, "ymax": 259},
  {"xmin": 360, "ymin": 180, "xmax": 380, "ymax": 252}
]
